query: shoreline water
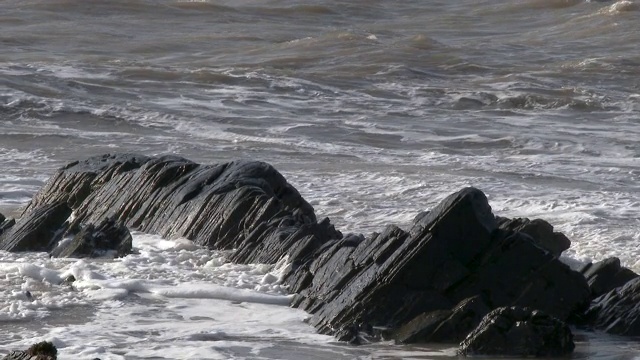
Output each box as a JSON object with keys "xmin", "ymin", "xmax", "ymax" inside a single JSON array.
[
  {"xmin": 0, "ymin": 154, "xmax": 638, "ymax": 359},
  {"xmin": 2, "ymin": 1, "xmax": 640, "ymax": 358}
]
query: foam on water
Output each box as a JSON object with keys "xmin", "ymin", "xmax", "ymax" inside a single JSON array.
[
  {"xmin": 3, "ymin": 0, "xmax": 640, "ymax": 357},
  {"xmin": 0, "ymin": 233, "xmax": 638, "ymax": 359},
  {"xmin": 0, "ymin": 234, "xmax": 368, "ymax": 359}
]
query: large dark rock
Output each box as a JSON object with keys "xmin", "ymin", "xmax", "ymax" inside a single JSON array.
[
  {"xmin": 458, "ymin": 306, "xmax": 574, "ymax": 357},
  {"xmin": 496, "ymin": 216, "xmax": 571, "ymax": 258},
  {"xmin": 2, "ymin": 341, "xmax": 57, "ymax": 360},
  {"xmin": 580, "ymin": 257, "xmax": 638, "ymax": 298},
  {"xmin": 3, "ymin": 154, "xmax": 340, "ymax": 263},
  {"xmin": 285, "ymin": 187, "xmax": 590, "ymax": 342},
  {"xmin": 50, "ymin": 217, "xmax": 133, "ymax": 258},
  {"xmin": 5, "ymin": 154, "xmax": 593, "ymax": 352},
  {"xmin": 586, "ymin": 277, "xmax": 640, "ymax": 335}
]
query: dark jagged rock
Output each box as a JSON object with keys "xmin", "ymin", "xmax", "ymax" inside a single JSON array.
[
  {"xmin": 2, "ymin": 341, "xmax": 57, "ymax": 360},
  {"xmin": 586, "ymin": 277, "xmax": 640, "ymax": 335},
  {"xmin": 50, "ymin": 217, "xmax": 132, "ymax": 258},
  {"xmin": 6, "ymin": 154, "xmax": 340, "ymax": 264},
  {"xmin": 61, "ymin": 275, "xmax": 76, "ymax": 286},
  {"xmin": 8, "ymin": 154, "xmax": 594, "ymax": 352},
  {"xmin": 0, "ymin": 213, "xmax": 16, "ymax": 236},
  {"xmin": 0, "ymin": 202, "xmax": 71, "ymax": 252},
  {"xmin": 393, "ymin": 295, "xmax": 492, "ymax": 344},
  {"xmin": 580, "ymin": 257, "xmax": 638, "ymax": 298},
  {"xmin": 458, "ymin": 306, "xmax": 574, "ymax": 357},
  {"xmin": 496, "ymin": 216, "xmax": 571, "ymax": 258},
  {"xmin": 285, "ymin": 187, "xmax": 589, "ymax": 343}
]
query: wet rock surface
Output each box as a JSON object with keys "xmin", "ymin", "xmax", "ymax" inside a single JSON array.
[
  {"xmin": 0, "ymin": 201, "xmax": 71, "ymax": 252},
  {"xmin": 285, "ymin": 187, "xmax": 589, "ymax": 342},
  {"xmin": 392, "ymin": 295, "xmax": 491, "ymax": 344},
  {"xmin": 458, "ymin": 306, "xmax": 575, "ymax": 357},
  {"xmin": 586, "ymin": 277, "xmax": 640, "ymax": 336},
  {"xmin": 0, "ymin": 212, "xmax": 15, "ymax": 236},
  {"xmin": 2, "ymin": 341, "xmax": 57, "ymax": 360},
  {"xmin": 50, "ymin": 217, "xmax": 133, "ymax": 258}
]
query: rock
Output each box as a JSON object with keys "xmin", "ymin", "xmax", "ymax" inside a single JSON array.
[
  {"xmin": 285, "ymin": 187, "xmax": 590, "ymax": 342},
  {"xmin": 50, "ymin": 217, "xmax": 133, "ymax": 258},
  {"xmin": 2, "ymin": 341, "xmax": 57, "ymax": 360},
  {"xmin": 393, "ymin": 296, "xmax": 492, "ymax": 344},
  {"xmin": 496, "ymin": 216, "xmax": 571, "ymax": 257},
  {"xmin": 392, "ymin": 309, "xmax": 453, "ymax": 344},
  {"xmin": 7, "ymin": 154, "xmax": 340, "ymax": 263},
  {"xmin": 0, "ymin": 202, "xmax": 71, "ymax": 252},
  {"xmin": 580, "ymin": 257, "xmax": 638, "ymax": 298},
  {"xmin": 9, "ymin": 154, "xmax": 592, "ymax": 350},
  {"xmin": 61, "ymin": 275, "xmax": 76, "ymax": 286},
  {"xmin": 586, "ymin": 277, "xmax": 640, "ymax": 335},
  {"xmin": 0, "ymin": 215, "xmax": 16, "ymax": 236},
  {"xmin": 458, "ymin": 306, "xmax": 574, "ymax": 357}
]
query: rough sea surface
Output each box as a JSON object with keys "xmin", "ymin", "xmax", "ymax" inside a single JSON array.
[{"xmin": 1, "ymin": 0, "xmax": 640, "ymax": 358}]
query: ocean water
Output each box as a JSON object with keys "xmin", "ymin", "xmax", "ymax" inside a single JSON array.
[{"xmin": 1, "ymin": 0, "xmax": 640, "ymax": 358}]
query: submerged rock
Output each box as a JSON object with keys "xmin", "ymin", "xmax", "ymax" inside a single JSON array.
[
  {"xmin": 2, "ymin": 341, "xmax": 57, "ymax": 360},
  {"xmin": 458, "ymin": 306, "xmax": 574, "ymax": 357}
]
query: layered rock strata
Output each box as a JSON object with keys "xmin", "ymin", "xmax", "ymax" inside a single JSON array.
[
  {"xmin": 0, "ymin": 154, "xmax": 340, "ymax": 263},
  {"xmin": 4, "ymin": 153, "xmax": 632, "ymax": 356},
  {"xmin": 283, "ymin": 187, "xmax": 590, "ymax": 344}
]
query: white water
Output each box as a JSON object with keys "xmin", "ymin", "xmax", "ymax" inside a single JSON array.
[
  {"xmin": 0, "ymin": 234, "xmax": 367, "ymax": 359},
  {"xmin": 3, "ymin": 0, "xmax": 640, "ymax": 358},
  {"xmin": 0, "ymin": 233, "xmax": 638, "ymax": 359}
]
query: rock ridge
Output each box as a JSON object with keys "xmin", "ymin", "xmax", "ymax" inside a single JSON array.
[{"xmin": 2, "ymin": 153, "xmax": 638, "ymax": 356}]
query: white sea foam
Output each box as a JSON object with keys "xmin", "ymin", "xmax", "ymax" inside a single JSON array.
[{"xmin": 0, "ymin": 233, "xmax": 344, "ymax": 358}]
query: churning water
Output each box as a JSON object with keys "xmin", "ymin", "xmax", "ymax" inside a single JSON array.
[{"xmin": 1, "ymin": 0, "xmax": 640, "ymax": 358}]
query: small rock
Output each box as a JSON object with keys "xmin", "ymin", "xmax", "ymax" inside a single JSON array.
[
  {"xmin": 61, "ymin": 275, "xmax": 76, "ymax": 286},
  {"xmin": 458, "ymin": 306, "xmax": 575, "ymax": 357},
  {"xmin": 2, "ymin": 341, "xmax": 57, "ymax": 360},
  {"xmin": 50, "ymin": 217, "xmax": 132, "ymax": 258},
  {"xmin": 496, "ymin": 216, "xmax": 570, "ymax": 257},
  {"xmin": 580, "ymin": 257, "xmax": 638, "ymax": 298}
]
